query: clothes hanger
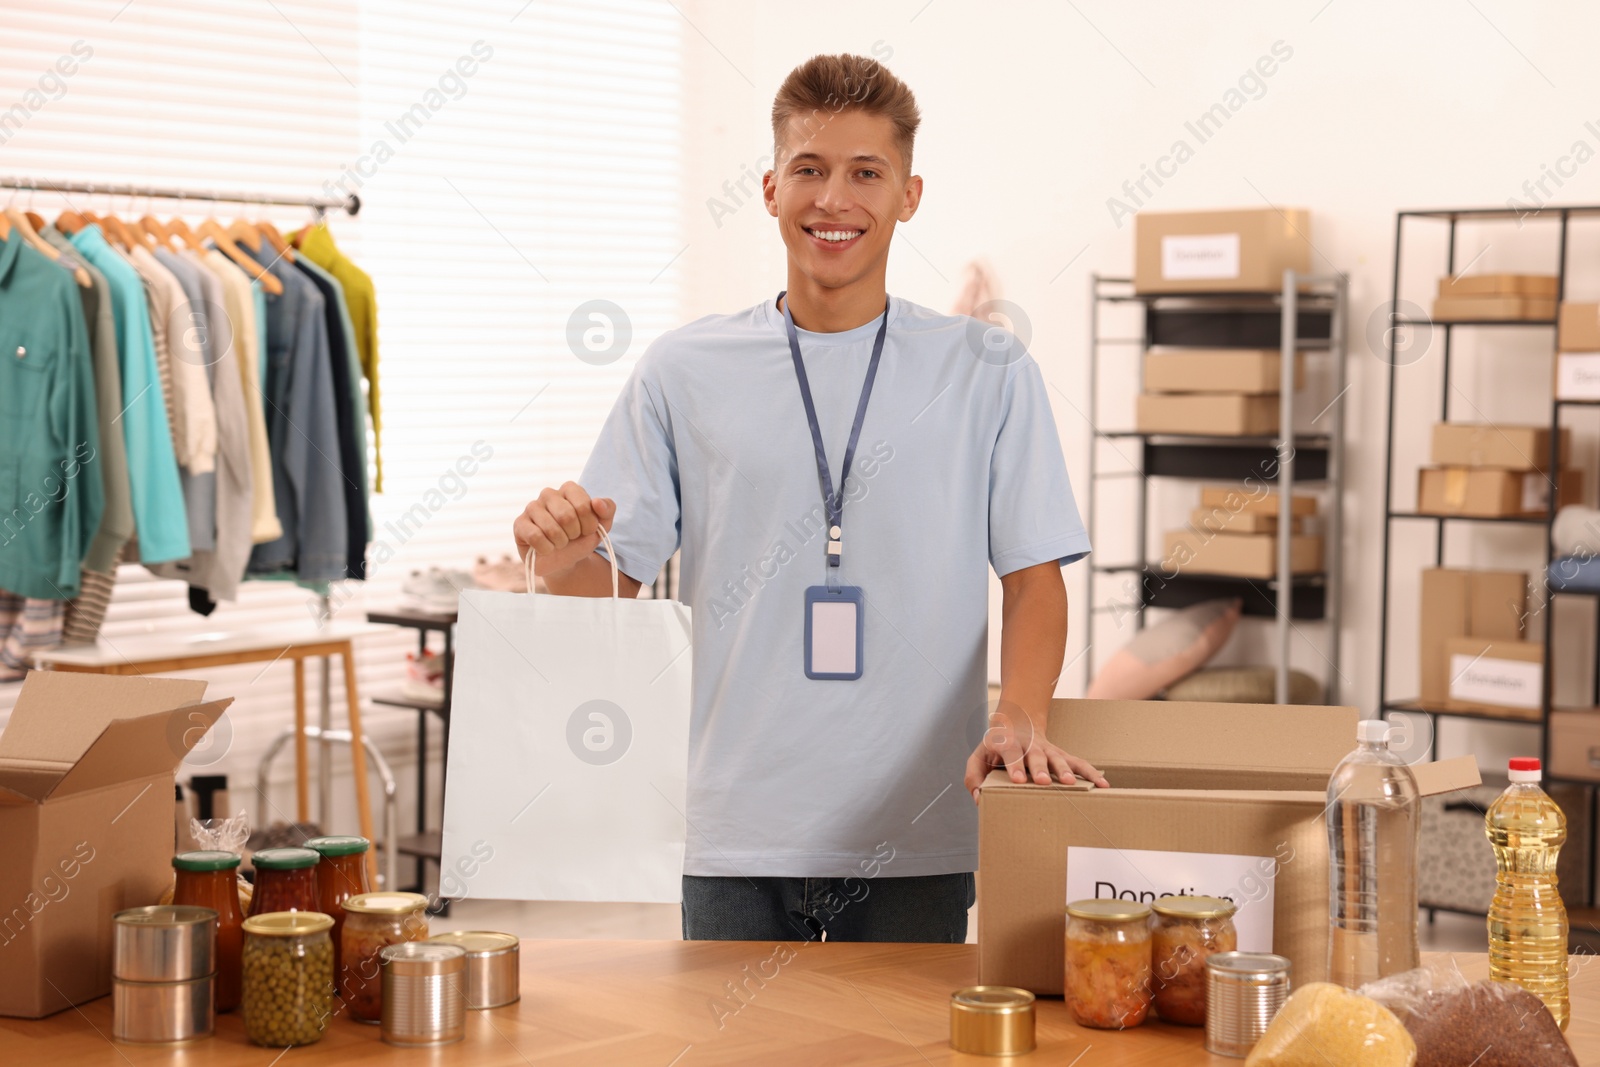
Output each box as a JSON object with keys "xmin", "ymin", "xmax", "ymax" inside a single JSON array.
[
  {"xmin": 57, "ymin": 184, "xmax": 91, "ymax": 236},
  {"xmin": 229, "ymin": 214, "xmax": 263, "ymax": 252},
  {"xmin": 95, "ymin": 190, "xmax": 136, "ymax": 251},
  {"xmin": 23, "ymin": 182, "xmax": 46, "ymax": 233},
  {"xmin": 164, "ymin": 192, "xmax": 208, "ymax": 254},
  {"xmin": 200, "ymin": 199, "xmax": 283, "ymax": 295},
  {"xmin": 256, "ymin": 215, "xmax": 296, "ymax": 262},
  {"xmin": 5, "ymin": 202, "xmax": 92, "ymax": 287}
]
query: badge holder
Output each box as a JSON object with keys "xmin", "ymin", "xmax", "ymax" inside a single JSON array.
[{"xmin": 804, "ymin": 584, "xmax": 864, "ymax": 680}]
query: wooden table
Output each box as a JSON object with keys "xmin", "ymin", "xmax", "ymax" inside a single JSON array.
[
  {"xmin": 31, "ymin": 621, "xmax": 391, "ymax": 884},
  {"xmin": 4, "ymin": 942, "xmax": 1598, "ymax": 1065}
]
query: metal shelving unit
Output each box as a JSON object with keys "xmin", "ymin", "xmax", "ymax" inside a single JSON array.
[
  {"xmin": 1375, "ymin": 204, "xmax": 1600, "ymax": 913},
  {"xmin": 1085, "ymin": 271, "xmax": 1349, "ymax": 704}
]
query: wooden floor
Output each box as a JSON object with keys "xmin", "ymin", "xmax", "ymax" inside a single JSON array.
[{"xmin": 4, "ymin": 942, "xmax": 1597, "ymax": 1065}]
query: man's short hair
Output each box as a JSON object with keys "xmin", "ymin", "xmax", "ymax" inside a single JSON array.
[{"xmin": 771, "ymin": 53, "xmax": 921, "ymax": 175}]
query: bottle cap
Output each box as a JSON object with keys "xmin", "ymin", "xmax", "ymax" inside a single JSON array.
[
  {"xmin": 1357, "ymin": 719, "xmax": 1390, "ymax": 744},
  {"xmin": 1508, "ymin": 757, "xmax": 1541, "ymax": 783}
]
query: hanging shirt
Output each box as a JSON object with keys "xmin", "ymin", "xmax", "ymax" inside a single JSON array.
[
  {"xmin": 153, "ymin": 248, "xmax": 221, "ymax": 556},
  {"xmin": 0, "ymin": 234, "xmax": 104, "ymax": 599},
  {"xmin": 40, "ymin": 228, "xmax": 134, "ymax": 573},
  {"xmin": 243, "ymin": 248, "xmax": 347, "ymax": 583},
  {"xmin": 581, "ymin": 296, "xmax": 1091, "ymax": 878},
  {"xmin": 69, "ymin": 225, "xmax": 190, "ymax": 565},
  {"xmin": 294, "ymin": 223, "xmax": 382, "ymax": 491}
]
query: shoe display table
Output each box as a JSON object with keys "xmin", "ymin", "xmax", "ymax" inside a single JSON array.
[{"xmin": 5, "ymin": 942, "xmax": 1597, "ymax": 1064}]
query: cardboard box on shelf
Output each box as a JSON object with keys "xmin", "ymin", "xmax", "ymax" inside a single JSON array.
[
  {"xmin": 1162, "ymin": 529, "xmax": 1323, "ymax": 579},
  {"xmin": 1549, "ymin": 709, "xmax": 1600, "ymax": 783},
  {"xmin": 1418, "ymin": 568, "xmax": 1528, "ymax": 706},
  {"xmin": 1133, "ymin": 208, "xmax": 1312, "ymax": 294},
  {"xmin": 1416, "ymin": 467, "xmax": 1581, "ymax": 518},
  {"xmin": 1430, "ymin": 295, "xmax": 1557, "ymax": 322},
  {"xmin": 1558, "ymin": 302, "xmax": 1600, "ymax": 351},
  {"xmin": 1188, "ymin": 506, "xmax": 1305, "ymax": 536},
  {"xmin": 1135, "ymin": 393, "xmax": 1279, "ymax": 436},
  {"xmin": 1430, "ymin": 423, "xmax": 1569, "ymax": 472},
  {"xmin": 977, "ymin": 698, "xmax": 1480, "ymax": 995},
  {"xmin": 1444, "ymin": 638, "xmax": 1543, "ymax": 719},
  {"xmin": 0, "ymin": 672, "xmax": 232, "ymax": 1019},
  {"xmin": 1437, "ymin": 274, "xmax": 1559, "ymax": 299},
  {"xmin": 1143, "ymin": 349, "xmax": 1305, "ymax": 395},
  {"xmin": 1199, "ymin": 486, "xmax": 1318, "ymax": 517}
]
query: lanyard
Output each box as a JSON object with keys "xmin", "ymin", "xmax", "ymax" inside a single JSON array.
[{"xmin": 780, "ymin": 290, "xmax": 890, "ymax": 569}]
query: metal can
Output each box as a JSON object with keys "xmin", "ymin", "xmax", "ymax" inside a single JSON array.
[
  {"xmin": 1204, "ymin": 951, "xmax": 1292, "ymax": 1058},
  {"xmin": 949, "ymin": 986, "xmax": 1035, "ymax": 1056},
  {"xmin": 380, "ymin": 941, "xmax": 467, "ymax": 1047},
  {"xmin": 111, "ymin": 975, "xmax": 214, "ymax": 1044},
  {"xmin": 427, "ymin": 930, "xmax": 520, "ymax": 1008},
  {"xmin": 112, "ymin": 905, "xmax": 217, "ymax": 982}
]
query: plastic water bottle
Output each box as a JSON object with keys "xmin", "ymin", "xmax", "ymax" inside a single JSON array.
[
  {"xmin": 1486, "ymin": 757, "xmax": 1569, "ymax": 1030},
  {"xmin": 1326, "ymin": 718, "xmax": 1420, "ymax": 988}
]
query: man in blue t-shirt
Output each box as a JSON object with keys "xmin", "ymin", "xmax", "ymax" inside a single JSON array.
[{"xmin": 514, "ymin": 52, "xmax": 1101, "ymax": 943}]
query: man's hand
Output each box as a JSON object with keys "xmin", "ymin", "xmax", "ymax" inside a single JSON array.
[
  {"xmin": 963, "ymin": 699, "xmax": 1108, "ymax": 803},
  {"xmin": 515, "ymin": 482, "xmax": 615, "ymax": 578}
]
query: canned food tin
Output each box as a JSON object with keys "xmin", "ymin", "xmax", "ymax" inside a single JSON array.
[
  {"xmin": 1204, "ymin": 951, "xmax": 1292, "ymax": 1058},
  {"xmin": 949, "ymin": 986, "xmax": 1036, "ymax": 1056},
  {"xmin": 111, "ymin": 975, "xmax": 214, "ymax": 1044},
  {"xmin": 112, "ymin": 905, "xmax": 218, "ymax": 982},
  {"xmin": 380, "ymin": 941, "xmax": 467, "ymax": 1046},
  {"xmin": 426, "ymin": 930, "xmax": 520, "ymax": 1008}
]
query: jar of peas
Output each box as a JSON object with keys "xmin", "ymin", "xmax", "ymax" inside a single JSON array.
[
  {"xmin": 241, "ymin": 911, "xmax": 336, "ymax": 1047},
  {"xmin": 340, "ymin": 892, "xmax": 431, "ymax": 1023}
]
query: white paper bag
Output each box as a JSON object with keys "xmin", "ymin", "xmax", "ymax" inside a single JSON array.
[{"xmin": 441, "ymin": 535, "xmax": 693, "ymax": 903}]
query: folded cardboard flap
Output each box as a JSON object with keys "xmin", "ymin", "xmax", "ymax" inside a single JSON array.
[
  {"xmin": 49, "ymin": 697, "xmax": 233, "ymax": 799},
  {"xmin": 0, "ymin": 673, "xmax": 209, "ymax": 767}
]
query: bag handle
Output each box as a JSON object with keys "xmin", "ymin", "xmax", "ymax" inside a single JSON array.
[{"xmin": 524, "ymin": 522, "xmax": 621, "ymax": 599}]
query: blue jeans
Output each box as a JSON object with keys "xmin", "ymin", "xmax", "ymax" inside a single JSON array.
[{"xmin": 682, "ymin": 873, "xmax": 975, "ymax": 942}]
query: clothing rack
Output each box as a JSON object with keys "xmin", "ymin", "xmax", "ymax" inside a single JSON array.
[{"xmin": 0, "ymin": 177, "xmax": 359, "ymax": 217}]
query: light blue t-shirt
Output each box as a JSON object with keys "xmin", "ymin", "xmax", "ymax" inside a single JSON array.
[{"xmin": 580, "ymin": 295, "xmax": 1091, "ymax": 878}]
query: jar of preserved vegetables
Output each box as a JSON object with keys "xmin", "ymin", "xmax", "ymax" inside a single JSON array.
[
  {"xmin": 340, "ymin": 892, "xmax": 431, "ymax": 1023},
  {"xmin": 304, "ymin": 836, "xmax": 370, "ymax": 979},
  {"xmin": 1151, "ymin": 895, "xmax": 1238, "ymax": 1026},
  {"xmin": 171, "ymin": 850, "xmax": 245, "ymax": 1013},
  {"xmin": 1064, "ymin": 899, "xmax": 1153, "ymax": 1030},
  {"xmin": 241, "ymin": 911, "xmax": 335, "ymax": 1047},
  {"xmin": 247, "ymin": 848, "xmax": 320, "ymax": 917}
]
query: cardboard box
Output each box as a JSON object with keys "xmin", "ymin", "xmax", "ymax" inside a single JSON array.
[
  {"xmin": 1162, "ymin": 529, "xmax": 1323, "ymax": 578},
  {"xmin": 1417, "ymin": 467, "xmax": 1581, "ymax": 518},
  {"xmin": 1445, "ymin": 638, "xmax": 1543, "ymax": 719},
  {"xmin": 1559, "ymin": 302, "xmax": 1600, "ymax": 351},
  {"xmin": 1133, "ymin": 208, "xmax": 1312, "ymax": 294},
  {"xmin": 1556, "ymin": 352, "xmax": 1600, "ymax": 401},
  {"xmin": 1438, "ymin": 274, "xmax": 1559, "ymax": 299},
  {"xmin": 1200, "ymin": 486, "xmax": 1318, "ymax": 517},
  {"xmin": 1549, "ymin": 709, "xmax": 1600, "ymax": 783},
  {"xmin": 1430, "ymin": 423, "xmax": 1569, "ymax": 472},
  {"xmin": 0, "ymin": 672, "xmax": 231, "ymax": 1018},
  {"xmin": 1136, "ymin": 393, "xmax": 1279, "ymax": 436},
  {"xmin": 1431, "ymin": 295, "xmax": 1557, "ymax": 322},
  {"xmin": 1418, "ymin": 569, "xmax": 1528, "ymax": 706},
  {"xmin": 1143, "ymin": 350, "xmax": 1304, "ymax": 395},
  {"xmin": 1188, "ymin": 506, "xmax": 1304, "ymax": 536},
  {"xmin": 977, "ymin": 698, "xmax": 1480, "ymax": 994}
]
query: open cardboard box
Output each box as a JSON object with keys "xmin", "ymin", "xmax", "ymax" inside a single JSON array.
[
  {"xmin": 0, "ymin": 672, "xmax": 231, "ymax": 1018},
  {"xmin": 977, "ymin": 698, "xmax": 1480, "ymax": 995}
]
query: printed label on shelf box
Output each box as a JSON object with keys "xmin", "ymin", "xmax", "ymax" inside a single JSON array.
[
  {"xmin": 1521, "ymin": 473, "xmax": 1547, "ymax": 514},
  {"xmin": 1449, "ymin": 653, "xmax": 1541, "ymax": 709},
  {"xmin": 1557, "ymin": 352, "xmax": 1600, "ymax": 401},
  {"xmin": 1161, "ymin": 233, "xmax": 1241, "ymax": 281},
  {"xmin": 1066, "ymin": 845, "xmax": 1276, "ymax": 952}
]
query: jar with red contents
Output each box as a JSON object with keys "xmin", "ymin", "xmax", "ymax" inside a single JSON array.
[
  {"xmin": 304, "ymin": 836, "xmax": 370, "ymax": 980},
  {"xmin": 248, "ymin": 848, "xmax": 320, "ymax": 916},
  {"xmin": 172, "ymin": 850, "xmax": 246, "ymax": 1012},
  {"xmin": 340, "ymin": 892, "xmax": 430, "ymax": 1022}
]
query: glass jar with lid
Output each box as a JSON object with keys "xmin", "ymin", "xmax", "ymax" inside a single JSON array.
[
  {"xmin": 1064, "ymin": 899, "xmax": 1153, "ymax": 1029},
  {"xmin": 304, "ymin": 836, "xmax": 370, "ymax": 979},
  {"xmin": 340, "ymin": 891, "xmax": 431, "ymax": 1022},
  {"xmin": 171, "ymin": 850, "xmax": 245, "ymax": 1012},
  {"xmin": 241, "ymin": 911, "xmax": 335, "ymax": 1047},
  {"xmin": 1150, "ymin": 895, "xmax": 1238, "ymax": 1025},
  {"xmin": 248, "ymin": 848, "xmax": 321, "ymax": 917}
]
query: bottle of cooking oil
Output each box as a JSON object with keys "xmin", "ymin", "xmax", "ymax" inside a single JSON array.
[{"xmin": 1485, "ymin": 756, "xmax": 1568, "ymax": 1031}]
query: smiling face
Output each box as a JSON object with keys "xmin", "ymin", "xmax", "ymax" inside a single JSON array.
[{"xmin": 763, "ymin": 108, "xmax": 922, "ymax": 298}]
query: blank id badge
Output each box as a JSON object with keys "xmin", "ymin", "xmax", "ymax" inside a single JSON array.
[{"xmin": 804, "ymin": 585, "xmax": 863, "ymax": 680}]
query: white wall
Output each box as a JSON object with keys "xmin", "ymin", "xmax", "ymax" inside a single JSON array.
[{"xmin": 675, "ymin": 0, "xmax": 1600, "ymax": 768}]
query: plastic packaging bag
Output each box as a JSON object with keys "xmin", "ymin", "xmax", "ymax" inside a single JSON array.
[
  {"xmin": 1244, "ymin": 982, "xmax": 1415, "ymax": 1067},
  {"xmin": 158, "ymin": 811, "xmax": 254, "ymax": 913},
  {"xmin": 1361, "ymin": 960, "xmax": 1576, "ymax": 1067}
]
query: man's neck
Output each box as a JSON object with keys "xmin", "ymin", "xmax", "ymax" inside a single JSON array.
[{"xmin": 781, "ymin": 271, "xmax": 888, "ymax": 333}]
